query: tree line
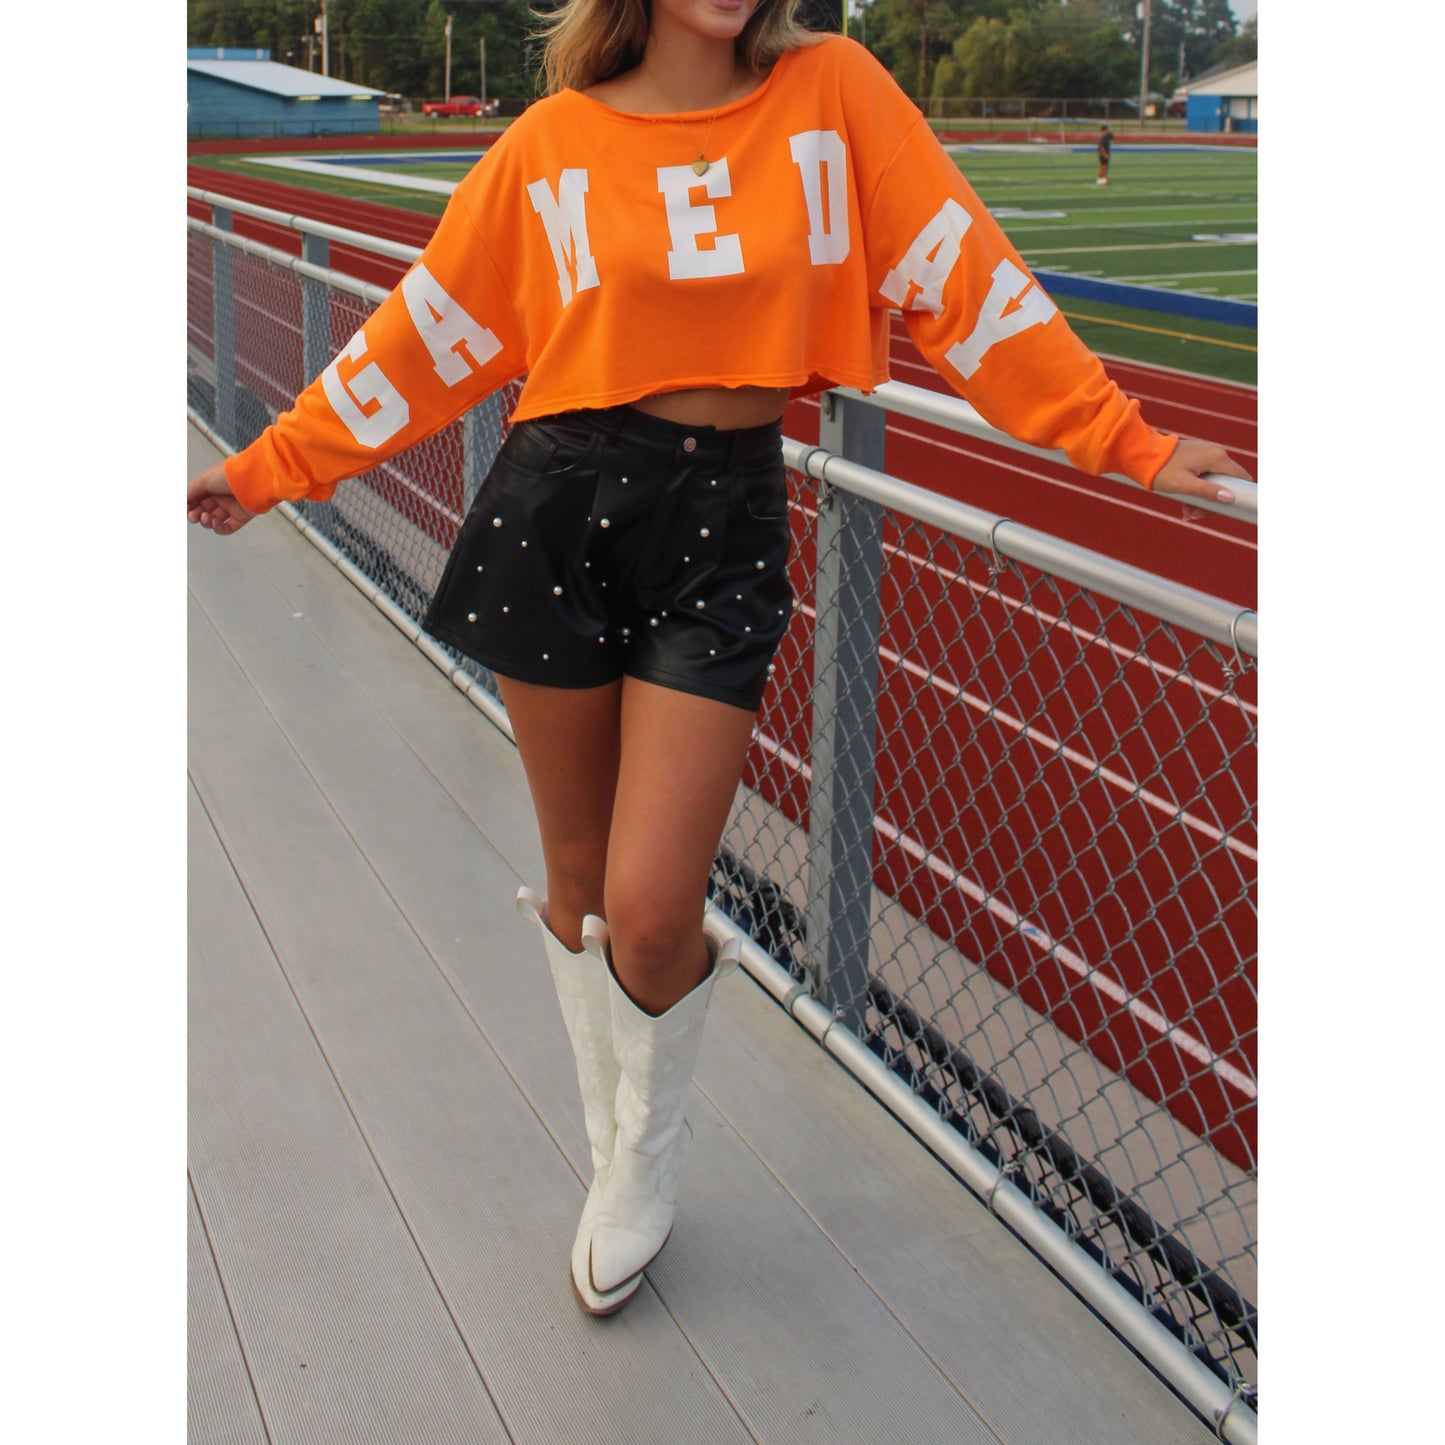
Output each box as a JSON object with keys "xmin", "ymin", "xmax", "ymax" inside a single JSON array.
[
  {"xmin": 865, "ymin": 0, "xmax": 1254, "ymax": 103},
  {"xmin": 186, "ymin": 0, "xmax": 1256, "ymax": 105},
  {"xmin": 186, "ymin": 0, "xmax": 543, "ymax": 100}
]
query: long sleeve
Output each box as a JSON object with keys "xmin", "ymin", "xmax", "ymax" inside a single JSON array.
[
  {"xmin": 224, "ymin": 155, "xmax": 529, "ymax": 514},
  {"xmin": 855, "ymin": 85, "xmax": 1176, "ymax": 487}
]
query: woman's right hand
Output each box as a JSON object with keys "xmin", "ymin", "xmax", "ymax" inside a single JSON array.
[{"xmin": 187, "ymin": 461, "xmax": 256, "ymax": 536}]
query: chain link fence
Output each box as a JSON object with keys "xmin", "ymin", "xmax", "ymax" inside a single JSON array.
[
  {"xmin": 711, "ymin": 453, "xmax": 1256, "ymax": 1403},
  {"xmin": 188, "ymin": 196, "xmax": 1257, "ymax": 1430}
]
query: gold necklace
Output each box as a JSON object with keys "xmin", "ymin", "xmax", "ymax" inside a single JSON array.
[{"xmin": 643, "ymin": 64, "xmax": 728, "ymax": 176}]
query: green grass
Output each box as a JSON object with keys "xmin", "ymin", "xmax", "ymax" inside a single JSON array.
[
  {"xmin": 950, "ymin": 146, "xmax": 1257, "ymax": 380},
  {"xmin": 196, "ymin": 141, "xmax": 1257, "ymax": 383},
  {"xmin": 196, "ymin": 153, "xmax": 455, "ymax": 217}
]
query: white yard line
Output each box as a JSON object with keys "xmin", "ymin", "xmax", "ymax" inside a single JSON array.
[
  {"xmin": 1105, "ymin": 270, "xmax": 1259, "ymax": 283},
  {"xmin": 1020, "ymin": 240, "xmax": 1258, "ymax": 257},
  {"xmin": 247, "ymin": 154, "xmax": 462, "ymax": 195}
]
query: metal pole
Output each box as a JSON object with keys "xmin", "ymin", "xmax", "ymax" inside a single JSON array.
[
  {"xmin": 321, "ymin": 0, "xmax": 329, "ymax": 78},
  {"xmin": 1138, "ymin": 0, "xmax": 1151, "ymax": 125},
  {"xmin": 445, "ymin": 14, "xmax": 453, "ymax": 102},
  {"xmin": 210, "ymin": 206, "xmax": 236, "ymax": 445},
  {"xmin": 805, "ymin": 392, "xmax": 887, "ymax": 1036},
  {"xmin": 480, "ymin": 37, "xmax": 486, "ymax": 109}
]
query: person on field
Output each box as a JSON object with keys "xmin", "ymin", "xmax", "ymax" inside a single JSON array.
[
  {"xmin": 187, "ymin": 0, "xmax": 1249, "ymax": 1317},
  {"xmin": 1098, "ymin": 123, "xmax": 1113, "ymax": 184}
]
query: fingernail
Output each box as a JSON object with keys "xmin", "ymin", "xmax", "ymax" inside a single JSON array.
[{"xmin": 1218, "ymin": 489, "xmax": 1235, "ymax": 503}]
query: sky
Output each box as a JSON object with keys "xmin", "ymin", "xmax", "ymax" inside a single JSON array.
[{"xmin": 1230, "ymin": 0, "xmax": 1257, "ymax": 21}]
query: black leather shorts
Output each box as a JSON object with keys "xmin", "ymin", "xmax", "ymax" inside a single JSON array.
[{"xmin": 423, "ymin": 405, "xmax": 793, "ymax": 711}]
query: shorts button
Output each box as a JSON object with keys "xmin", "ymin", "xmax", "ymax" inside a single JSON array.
[{"xmin": 682, "ymin": 436, "xmax": 697, "ymax": 453}]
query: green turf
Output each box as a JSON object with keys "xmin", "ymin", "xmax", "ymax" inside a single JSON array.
[
  {"xmin": 196, "ymin": 154, "xmax": 453, "ymax": 216},
  {"xmin": 196, "ymin": 141, "xmax": 1257, "ymax": 383},
  {"xmin": 948, "ymin": 146, "xmax": 1256, "ymax": 380}
]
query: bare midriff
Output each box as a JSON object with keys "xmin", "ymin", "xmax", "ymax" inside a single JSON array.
[{"xmin": 628, "ymin": 385, "xmax": 790, "ymax": 430}]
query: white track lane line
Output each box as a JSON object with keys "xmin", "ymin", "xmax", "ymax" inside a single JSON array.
[
  {"xmin": 860, "ymin": 532, "xmax": 1259, "ymax": 721},
  {"xmin": 784, "ymin": 485, "xmax": 1257, "ymax": 713},
  {"xmin": 793, "ymin": 595, "xmax": 1257, "ymax": 857},
  {"xmin": 881, "ymin": 423, "xmax": 1260, "ymax": 547},
  {"xmin": 749, "ymin": 728, "xmax": 1257, "ymax": 1100},
  {"xmin": 880, "ymin": 359, "xmax": 1261, "ymax": 445}
]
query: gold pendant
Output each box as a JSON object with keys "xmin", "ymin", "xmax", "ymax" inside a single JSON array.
[{"xmin": 692, "ymin": 157, "xmax": 710, "ymax": 176}]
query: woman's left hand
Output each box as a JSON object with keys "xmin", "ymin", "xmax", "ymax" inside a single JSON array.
[{"xmin": 1151, "ymin": 438, "xmax": 1253, "ymax": 513}]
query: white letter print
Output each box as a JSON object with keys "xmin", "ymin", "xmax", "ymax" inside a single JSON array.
[
  {"xmin": 401, "ymin": 262, "xmax": 502, "ymax": 384},
  {"xmin": 945, "ymin": 259, "xmax": 1059, "ymax": 379},
  {"xmin": 789, "ymin": 130, "xmax": 850, "ymax": 266},
  {"xmin": 321, "ymin": 330, "xmax": 410, "ymax": 449},
  {"xmin": 657, "ymin": 160, "xmax": 745, "ymax": 280},
  {"xmin": 879, "ymin": 199, "xmax": 972, "ymax": 316},
  {"xmin": 526, "ymin": 169, "xmax": 601, "ymax": 306}
]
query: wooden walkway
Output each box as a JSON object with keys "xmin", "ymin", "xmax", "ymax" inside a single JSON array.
[{"xmin": 187, "ymin": 420, "xmax": 1212, "ymax": 1444}]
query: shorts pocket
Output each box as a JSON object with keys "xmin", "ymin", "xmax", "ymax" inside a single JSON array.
[
  {"xmin": 500, "ymin": 417, "xmax": 600, "ymax": 480},
  {"xmin": 739, "ymin": 460, "xmax": 789, "ymax": 521}
]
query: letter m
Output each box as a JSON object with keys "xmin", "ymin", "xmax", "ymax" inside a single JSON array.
[{"xmin": 527, "ymin": 170, "xmax": 600, "ymax": 307}]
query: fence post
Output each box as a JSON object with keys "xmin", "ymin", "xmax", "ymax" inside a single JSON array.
[
  {"xmin": 462, "ymin": 393, "xmax": 508, "ymax": 512},
  {"xmin": 804, "ymin": 391, "xmax": 886, "ymax": 1036},
  {"xmin": 298, "ymin": 234, "xmax": 340, "ymax": 537},
  {"xmin": 301, "ymin": 233, "xmax": 331, "ymax": 385},
  {"xmin": 211, "ymin": 205, "xmax": 236, "ymax": 444}
]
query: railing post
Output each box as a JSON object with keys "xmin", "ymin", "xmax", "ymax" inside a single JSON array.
[
  {"xmin": 462, "ymin": 393, "xmax": 508, "ymax": 512},
  {"xmin": 211, "ymin": 205, "xmax": 236, "ymax": 444},
  {"xmin": 301, "ymin": 233, "xmax": 331, "ymax": 385},
  {"xmin": 300, "ymin": 233, "xmax": 339, "ymax": 537},
  {"xmin": 804, "ymin": 391, "xmax": 886, "ymax": 1036}
]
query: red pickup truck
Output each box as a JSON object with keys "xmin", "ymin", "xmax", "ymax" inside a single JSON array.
[{"xmin": 423, "ymin": 95, "xmax": 493, "ymax": 118}]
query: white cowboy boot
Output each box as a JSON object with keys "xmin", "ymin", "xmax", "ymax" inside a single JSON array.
[
  {"xmin": 515, "ymin": 888, "xmax": 637, "ymax": 1315},
  {"xmin": 583, "ymin": 910, "xmax": 741, "ymax": 1298}
]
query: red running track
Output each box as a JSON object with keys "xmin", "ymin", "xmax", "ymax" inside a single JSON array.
[{"xmin": 189, "ymin": 176, "xmax": 1258, "ymax": 1170}]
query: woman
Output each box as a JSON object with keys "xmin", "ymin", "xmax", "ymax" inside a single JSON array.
[{"xmin": 187, "ymin": 0, "xmax": 1250, "ymax": 1317}]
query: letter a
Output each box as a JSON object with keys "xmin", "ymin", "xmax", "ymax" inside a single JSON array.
[
  {"xmin": 401, "ymin": 262, "xmax": 502, "ymax": 385},
  {"xmin": 789, "ymin": 130, "xmax": 850, "ymax": 266},
  {"xmin": 879, "ymin": 199, "xmax": 972, "ymax": 316},
  {"xmin": 527, "ymin": 170, "xmax": 600, "ymax": 306},
  {"xmin": 945, "ymin": 259, "xmax": 1059, "ymax": 380}
]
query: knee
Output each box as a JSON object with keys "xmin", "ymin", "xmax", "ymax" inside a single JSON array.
[
  {"xmin": 603, "ymin": 883, "xmax": 701, "ymax": 987},
  {"xmin": 545, "ymin": 837, "xmax": 607, "ymax": 921}
]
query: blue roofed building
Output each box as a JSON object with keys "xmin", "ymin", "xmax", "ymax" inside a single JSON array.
[{"xmin": 188, "ymin": 48, "xmax": 382, "ymax": 138}]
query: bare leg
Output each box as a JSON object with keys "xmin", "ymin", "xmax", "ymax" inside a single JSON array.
[
  {"xmin": 497, "ymin": 676, "xmax": 622, "ymax": 951},
  {"xmin": 603, "ymin": 678, "xmax": 758, "ymax": 1015}
]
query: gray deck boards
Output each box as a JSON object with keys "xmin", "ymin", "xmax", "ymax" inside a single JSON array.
[{"xmin": 187, "ymin": 419, "xmax": 1211, "ymax": 1443}]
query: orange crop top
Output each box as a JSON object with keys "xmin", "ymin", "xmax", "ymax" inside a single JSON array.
[{"xmin": 224, "ymin": 35, "xmax": 1178, "ymax": 514}]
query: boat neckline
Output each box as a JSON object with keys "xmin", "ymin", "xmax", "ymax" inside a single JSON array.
[{"xmin": 564, "ymin": 47, "xmax": 795, "ymax": 124}]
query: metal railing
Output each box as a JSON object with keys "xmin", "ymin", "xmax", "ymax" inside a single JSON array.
[{"xmin": 187, "ymin": 191, "xmax": 1258, "ymax": 1442}]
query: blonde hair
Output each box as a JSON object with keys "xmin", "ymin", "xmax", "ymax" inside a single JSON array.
[{"xmin": 535, "ymin": 0, "xmax": 818, "ymax": 96}]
